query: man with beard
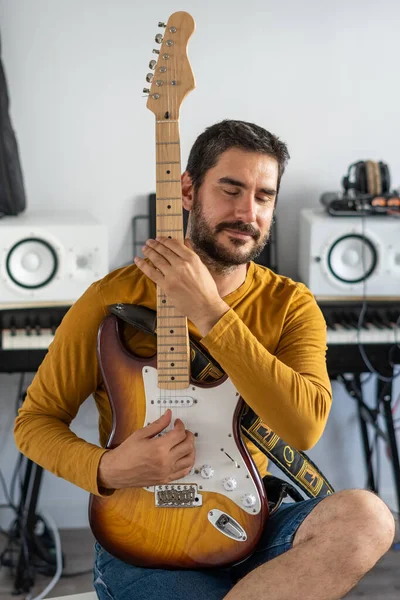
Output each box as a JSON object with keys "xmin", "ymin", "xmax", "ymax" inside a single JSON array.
[{"xmin": 14, "ymin": 120, "xmax": 395, "ymax": 600}]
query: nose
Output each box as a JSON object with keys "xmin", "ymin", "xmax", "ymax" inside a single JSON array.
[{"xmin": 233, "ymin": 192, "xmax": 257, "ymax": 223}]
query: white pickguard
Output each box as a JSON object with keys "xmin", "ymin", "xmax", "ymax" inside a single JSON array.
[{"xmin": 142, "ymin": 366, "xmax": 261, "ymax": 515}]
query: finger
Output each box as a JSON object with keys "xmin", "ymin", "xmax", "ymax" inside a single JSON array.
[
  {"xmin": 134, "ymin": 256, "xmax": 165, "ymax": 283},
  {"xmin": 170, "ymin": 434, "xmax": 195, "ymax": 458},
  {"xmin": 146, "ymin": 238, "xmax": 183, "ymax": 265},
  {"xmin": 142, "ymin": 243, "xmax": 171, "ymax": 268},
  {"xmin": 170, "ymin": 464, "xmax": 195, "ymax": 482},
  {"xmin": 173, "ymin": 452, "xmax": 196, "ymax": 475},
  {"xmin": 138, "ymin": 409, "xmax": 172, "ymax": 439},
  {"xmin": 162, "ymin": 419, "xmax": 188, "ymax": 447},
  {"xmin": 171, "ymin": 443, "xmax": 195, "ymax": 465},
  {"xmin": 156, "ymin": 237, "xmax": 194, "ymax": 259}
]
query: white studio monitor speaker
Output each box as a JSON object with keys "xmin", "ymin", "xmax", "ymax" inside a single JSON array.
[
  {"xmin": 298, "ymin": 209, "xmax": 400, "ymax": 299},
  {"xmin": 0, "ymin": 210, "xmax": 109, "ymax": 306}
]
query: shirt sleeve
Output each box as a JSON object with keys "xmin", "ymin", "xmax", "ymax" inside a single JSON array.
[
  {"xmin": 13, "ymin": 282, "xmax": 112, "ymax": 496},
  {"xmin": 199, "ymin": 284, "xmax": 332, "ymax": 450}
]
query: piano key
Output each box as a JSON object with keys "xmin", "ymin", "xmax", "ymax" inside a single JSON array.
[
  {"xmin": 2, "ymin": 328, "xmax": 55, "ymax": 350},
  {"xmin": 327, "ymin": 325, "xmax": 400, "ymax": 345}
]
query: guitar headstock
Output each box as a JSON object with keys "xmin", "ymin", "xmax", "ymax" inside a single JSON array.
[{"xmin": 144, "ymin": 12, "xmax": 196, "ymax": 120}]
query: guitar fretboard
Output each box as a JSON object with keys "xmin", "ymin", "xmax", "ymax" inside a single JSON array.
[{"xmin": 155, "ymin": 119, "xmax": 190, "ymax": 389}]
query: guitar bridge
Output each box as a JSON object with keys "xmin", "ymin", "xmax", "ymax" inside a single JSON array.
[{"xmin": 155, "ymin": 484, "xmax": 203, "ymax": 507}]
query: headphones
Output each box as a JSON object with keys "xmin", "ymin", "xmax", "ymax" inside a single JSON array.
[{"xmin": 342, "ymin": 161, "xmax": 391, "ymax": 196}]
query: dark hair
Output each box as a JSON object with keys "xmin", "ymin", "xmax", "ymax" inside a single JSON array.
[{"xmin": 185, "ymin": 119, "xmax": 290, "ymax": 194}]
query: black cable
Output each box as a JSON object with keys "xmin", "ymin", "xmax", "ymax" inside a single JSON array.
[
  {"xmin": 355, "ymin": 214, "xmax": 400, "ymax": 383},
  {"xmin": 16, "ymin": 372, "xmax": 25, "ymax": 413}
]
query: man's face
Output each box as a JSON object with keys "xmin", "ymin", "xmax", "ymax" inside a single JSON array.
[{"xmin": 187, "ymin": 148, "xmax": 279, "ymax": 267}]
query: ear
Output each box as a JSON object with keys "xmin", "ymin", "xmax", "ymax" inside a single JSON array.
[{"xmin": 181, "ymin": 171, "xmax": 194, "ymax": 211}]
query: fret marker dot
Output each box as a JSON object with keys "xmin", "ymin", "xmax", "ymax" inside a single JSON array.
[
  {"xmin": 162, "ymin": 299, "xmax": 166, "ymax": 303},
  {"xmin": 170, "ymin": 347, "xmax": 174, "ymax": 351}
]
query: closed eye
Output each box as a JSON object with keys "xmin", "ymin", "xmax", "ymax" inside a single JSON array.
[{"xmin": 223, "ymin": 189, "xmax": 239, "ymax": 196}]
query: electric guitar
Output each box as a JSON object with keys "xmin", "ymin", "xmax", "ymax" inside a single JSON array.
[{"xmin": 89, "ymin": 11, "xmax": 268, "ymax": 569}]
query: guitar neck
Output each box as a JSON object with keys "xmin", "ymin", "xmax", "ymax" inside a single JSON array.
[
  {"xmin": 155, "ymin": 119, "xmax": 190, "ymax": 389},
  {"xmin": 155, "ymin": 119, "xmax": 184, "ymax": 241}
]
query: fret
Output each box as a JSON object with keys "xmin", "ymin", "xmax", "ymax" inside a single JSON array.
[
  {"xmin": 156, "ymin": 152, "xmax": 181, "ymax": 161},
  {"xmin": 158, "ymin": 335, "xmax": 187, "ymax": 338},
  {"xmin": 156, "ymin": 179, "xmax": 181, "ymax": 183},
  {"xmin": 157, "ymin": 316, "xmax": 187, "ymax": 319},
  {"xmin": 157, "ymin": 213, "xmax": 182, "ymax": 217},
  {"xmin": 156, "ymin": 120, "xmax": 179, "ymax": 123},
  {"xmin": 156, "ymin": 229, "xmax": 182, "ymax": 233},
  {"xmin": 156, "ymin": 141, "xmax": 180, "ymax": 145},
  {"xmin": 158, "ymin": 359, "xmax": 188, "ymax": 362},
  {"xmin": 156, "ymin": 197, "xmax": 181, "ymax": 200},
  {"xmin": 157, "ymin": 377, "xmax": 189, "ymax": 382},
  {"xmin": 156, "ymin": 161, "xmax": 180, "ymax": 165},
  {"xmin": 157, "ymin": 353, "xmax": 187, "ymax": 355},
  {"xmin": 157, "ymin": 368, "xmax": 189, "ymax": 372},
  {"xmin": 158, "ymin": 344, "xmax": 188, "ymax": 347}
]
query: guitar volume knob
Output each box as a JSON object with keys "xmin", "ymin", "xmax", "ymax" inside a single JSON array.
[
  {"xmin": 222, "ymin": 477, "xmax": 237, "ymax": 491},
  {"xmin": 241, "ymin": 493, "xmax": 257, "ymax": 508},
  {"xmin": 200, "ymin": 465, "xmax": 214, "ymax": 479}
]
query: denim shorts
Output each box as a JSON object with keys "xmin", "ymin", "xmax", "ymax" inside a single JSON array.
[{"xmin": 93, "ymin": 496, "xmax": 325, "ymax": 600}]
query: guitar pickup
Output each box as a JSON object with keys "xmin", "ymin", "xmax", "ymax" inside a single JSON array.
[{"xmin": 154, "ymin": 396, "xmax": 194, "ymax": 407}]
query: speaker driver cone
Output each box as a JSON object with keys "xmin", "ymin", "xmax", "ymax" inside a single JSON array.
[
  {"xmin": 327, "ymin": 234, "xmax": 377, "ymax": 283},
  {"xmin": 6, "ymin": 238, "xmax": 58, "ymax": 289}
]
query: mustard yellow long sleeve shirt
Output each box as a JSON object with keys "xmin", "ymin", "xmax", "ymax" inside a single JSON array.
[{"xmin": 14, "ymin": 261, "xmax": 332, "ymax": 496}]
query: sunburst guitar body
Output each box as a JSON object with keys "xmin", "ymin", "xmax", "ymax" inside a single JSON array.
[{"xmin": 88, "ymin": 11, "xmax": 268, "ymax": 569}]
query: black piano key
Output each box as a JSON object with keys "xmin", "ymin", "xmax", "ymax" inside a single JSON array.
[
  {"xmin": 342, "ymin": 313, "xmax": 356, "ymax": 330},
  {"xmin": 387, "ymin": 311, "xmax": 400, "ymax": 326},
  {"xmin": 377, "ymin": 310, "xmax": 393, "ymax": 329},
  {"xmin": 349, "ymin": 311, "xmax": 368, "ymax": 329},
  {"xmin": 324, "ymin": 314, "xmax": 336, "ymax": 330},
  {"xmin": 369, "ymin": 311, "xmax": 385, "ymax": 329},
  {"xmin": 333, "ymin": 311, "xmax": 352, "ymax": 330}
]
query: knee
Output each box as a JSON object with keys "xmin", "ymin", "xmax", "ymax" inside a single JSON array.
[{"xmin": 339, "ymin": 489, "xmax": 395, "ymax": 555}]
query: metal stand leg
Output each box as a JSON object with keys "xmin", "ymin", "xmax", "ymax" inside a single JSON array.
[
  {"xmin": 377, "ymin": 378, "xmax": 400, "ymax": 517},
  {"xmin": 12, "ymin": 457, "xmax": 45, "ymax": 594},
  {"xmin": 339, "ymin": 373, "xmax": 387, "ymax": 494}
]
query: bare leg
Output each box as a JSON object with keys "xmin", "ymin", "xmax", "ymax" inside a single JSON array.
[{"xmin": 224, "ymin": 489, "xmax": 395, "ymax": 600}]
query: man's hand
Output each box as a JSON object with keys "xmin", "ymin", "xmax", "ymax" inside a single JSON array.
[
  {"xmin": 134, "ymin": 237, "xmax": 230, "ymax": 336},
  {"xmin": 98, "ymin": 410, "xmax": 195, "ymax": 490}
]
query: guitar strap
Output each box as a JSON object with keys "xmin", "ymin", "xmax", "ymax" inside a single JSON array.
[{"xmin": 108, "ymin": 303, "xmax": 334, "ymax": 500}]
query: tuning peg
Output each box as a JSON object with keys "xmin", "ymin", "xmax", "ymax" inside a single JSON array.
[
  {"xmin": 158, "ymin": 22, "xmax": 166, "ymax": 28},
  {"xmin": 146, "ymin": 73, "xmax": 154, "ymax": 83},
  {"xmin": 155, "ymin": 34, "xmax": 163, "ymax": 44},
  {"xmin": 152, "ymin": 49, "xmax": 160, "ymax": 55},
  {"xmin": 143, "ymin": 88, "xmax": 150, "ymax": 94},
  {"xmin": 149, "ymin": 60, "xmax": 157, "ymax": 70}
]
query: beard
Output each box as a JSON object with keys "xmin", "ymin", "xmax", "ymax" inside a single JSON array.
[{"xmin": 188, "ymin": 192, "xmax": 273, "ymax": 272}]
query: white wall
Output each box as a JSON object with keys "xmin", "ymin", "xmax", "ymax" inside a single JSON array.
[{"xmin": 0, "ymin": 0, "xmax": 399, "ymax": 528}]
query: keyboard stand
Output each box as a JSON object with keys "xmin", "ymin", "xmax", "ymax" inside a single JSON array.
[
  {"xmin": 378, "ymin": 377, "xmax": 400, "ymax": 518},
  {"xmin": 337, "ymin": 372, "xmax": 400, "ymax": 517},
  {"xmin": 13, "ymin": 457, "xmax": 45, "ymax": 594},
  {"xmin": 8, "ymin": 389, "xmax": 57, "ymax": 595}
]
